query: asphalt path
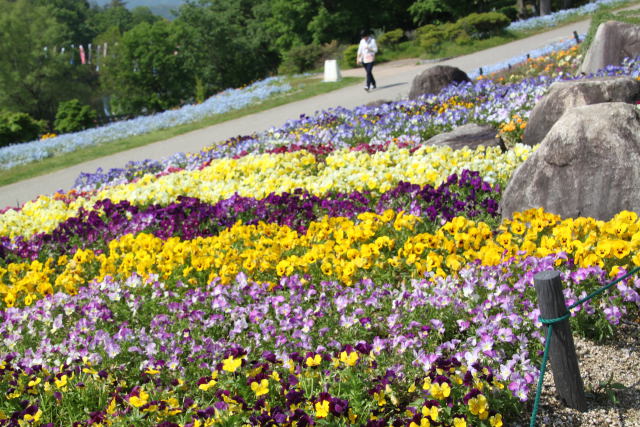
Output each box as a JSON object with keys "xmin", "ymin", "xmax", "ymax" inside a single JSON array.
[{"xmin": 0, "ymin": 16, "xmax": 601, "ymax": 209}]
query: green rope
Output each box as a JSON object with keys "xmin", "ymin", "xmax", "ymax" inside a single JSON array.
[{"xmin": 529, "ymin": 265, "xmax": 640, "ymax": 427}]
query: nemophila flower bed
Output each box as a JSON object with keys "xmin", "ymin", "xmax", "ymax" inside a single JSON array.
[{"xmin": 0, "ymin": 77, "xmax": 292, "ymax": 171}]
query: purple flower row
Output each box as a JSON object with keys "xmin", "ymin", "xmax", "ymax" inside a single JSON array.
[
  {"xmin": 1, "ymin": 170, "xmax": 500, "ymax": 262},
  {"xmin": 1, "ymin": 254, "xmax": 637, "ymax": 405}
]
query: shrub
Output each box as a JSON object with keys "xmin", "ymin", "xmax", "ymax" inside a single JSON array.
[
  {"xmin": 0, "ymin": 110, "xmax": 47, "ymax": 147},
  {"xmin": 278, "ymin": 43, "xmax": 324, "ymax": 74},
  {"xmin": 54, "ymin": 99, "xmax": 97, "ymax": 134},
  {"xmin": 378, "ymin": 29, "xmax": 404, "ymax": 49},
  {"xmin": 458, "ymin": 11, "xmax": 511, "ymax": 39},
  {"xmin": 499, "ymin": 6, "xmax": 519, "ymax": 22},
  {"xmin": 341, "ymin": 44, "xmax": 359, "ymax": 69}
]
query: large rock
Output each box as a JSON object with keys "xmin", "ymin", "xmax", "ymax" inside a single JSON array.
[
  {"xmin": 580, "ymin": 20, "xmax": 640, "ymax": 75},
  {"xmin": 522, "ymin": 76, "xmax": 640, "ymax": 146},
  {"xmin": 502, "ymin": 102, "xmax": 640, "ymax": 221},
  {"xmin": 426, "ymin": 123, "xmax": 504, "ymax": 151},
  {"xmin": 408, "ymin": 65, "xmax": 471, "ymax": 100}
]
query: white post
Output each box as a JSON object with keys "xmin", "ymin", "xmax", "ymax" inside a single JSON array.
[{"xmin": 323, "ymin": 60, "xmax": 341, "ymax": 82}]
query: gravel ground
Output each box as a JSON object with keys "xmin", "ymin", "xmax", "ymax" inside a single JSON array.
[{"xmin": 516, "ymin": 320, "xmax": 640, "ymax": 426}]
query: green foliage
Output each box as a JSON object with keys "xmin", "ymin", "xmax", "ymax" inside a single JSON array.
[
  {"xmin": 54, "ymin": 99, "xmax": 97, "ymax": 133},
  {"xmin": 378, "ymin": 29, "xmax": 404, "ymax": 49},
  {"xmin": 457, "ymin": 12, "xmax": 511, "ymax": 39},
  {"xmin": 408, "ymin": 0, "xmax": 514, "ymax": 25},
  {"xmin": 174, "ymin": 0, "xmax": 279, "ymax": 97},
  {"xmin": 279, "ymin": 44, "xmax": 324, "ymax": 74},
  {"xmin": 101, "ymin": 20, "xmax": 191, "ymax": 115},
  {"xmin": 581, "ymin": 8, "xmax": 640, "ymax": 54},
  {"xmin": 0, "ymin": 0, "xmax": 96, "ymax": 122},
  {"xmin": 0, "ymin": 110, "xmax": 47, "ymax": 147},
  {"xmin": 499, "ymin": 6, "xmax": 519, "ymax": 21},
  {"xmin": 342, "ymin": 44, "xmax": 359, "ymax": 69}
]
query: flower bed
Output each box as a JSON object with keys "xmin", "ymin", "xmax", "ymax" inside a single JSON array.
[{"xmin": 1, "ymin": 45, "xmax": 640, "ymax": 426}]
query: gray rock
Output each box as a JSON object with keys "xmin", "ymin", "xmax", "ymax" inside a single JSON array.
[
  {"xmin": 580, "ymin": 20, "xmax": 640, "ymax": 75},
  {"xmin": 426, "ymin": 123, "xmax": 504, "ymax": 151},
  {"xmin": 408, "ymin": 65, "xmax": 471, "ymax": 100},
  {"xmin": 522, "ymin": 76, "xmax": 640, "ymax": 146},
  {"xmin": 502, "ymin": 102, "xmax": 640, "ymax": 221}
]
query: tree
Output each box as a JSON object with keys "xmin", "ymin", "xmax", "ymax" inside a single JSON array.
[
  {"xmin": 100, "ymin": 20, "xmax": 192, "ymax": 115},
  {"xmin": 89, "ymin": 0, "xmax": 134, "ymax": 35},
  {"xmin": 0, "ymin": 0, "xmax": 95, "ymax": 122},
  {"xmin": 33, "ymin": 0, "xmax": 96, "ymax": 45},
  {"xmin": 174, "ymin": 0, "xmax": 279, "ymax": 97},
  {"xmin": 408, "ymin": 0, "xmax": 515, "ymax": 25},
  {"xmin": 540, "ymin": 0, "xmax": 552, "ymax": 15}
]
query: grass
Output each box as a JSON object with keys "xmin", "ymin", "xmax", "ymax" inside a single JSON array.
[{"xmin": 0, "ymin": 76, "xmax": 359, "ymax": 188}]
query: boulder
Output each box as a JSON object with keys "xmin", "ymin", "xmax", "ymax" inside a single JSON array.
[
  {"xmin": 580, "ymin": 20, "xmax": 640, "ymax": 75},
  {"xmin": 408, "ymin": 65, "xmax": 471, "ymax": 100},
  {"xmin": 522, "ymin": 76, "xmax": 640, "ymax": 146},
  {"xmin": 426, "ymin": 123, "xmax": 504, "ymax": 151},
  {"xmin": 502, "ymin": 102, "xmax": 640, "ymax": 221}
]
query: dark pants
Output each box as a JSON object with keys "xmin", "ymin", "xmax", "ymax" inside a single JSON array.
[{"xmin": 363, "ymin": 62, "xmax": 376, "ymax": 89}]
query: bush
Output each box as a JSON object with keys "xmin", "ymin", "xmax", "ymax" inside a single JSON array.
[
  {"xmin": 278, "ymin": 43, "xmax": 324, "ymax": 74},
  {"xmin": 457, "ymin": 11, "xmax": 511, "ymax": 39},
  {"xmin": 499, "ymin": 6, "xmax": 519, "ymax": 22},
  {"xmin": 378, "ymin": 29, "xmax": 404, "ymax": 49},
  {"xmin": 54, "ymin": 99, "xmax": 97, "ymax": 134},
  {"xmin": 0, "ymin": 110, "xmax": 47, "ymax": 147},
  {"xmin": 342, "ymin": 44, "xmax": 359, "ymax": 69}
]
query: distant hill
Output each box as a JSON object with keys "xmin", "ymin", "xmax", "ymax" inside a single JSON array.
[{"xmin": 90, "ymin": 0, "xmax": 185, "ymax": 19}]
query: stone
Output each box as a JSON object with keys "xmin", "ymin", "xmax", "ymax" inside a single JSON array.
[
  {"xmin": 323, "ymin": 59, "xmax": 341, "ymax": 82},
  {"xmin": 522, "ymin": 76, "xmax": 640, "ymax": 146},
  {"xmin": 408, "ymin": 65, "xmax": 471, "ymax": 100},
  {"xmin": 501, "ymin": 102, "xmax": 640, "ymax": 221},
  {"xmin": 580, "ymin": 20, "xmax": 640, "ymax": 75},
  {"xmin": 425, "ymin": 123, "xmax": 504, "ymax": 151}
]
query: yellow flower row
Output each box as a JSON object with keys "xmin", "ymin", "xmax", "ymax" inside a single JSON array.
[
  {"xmin": 0, "ymin": 143, "xmax": 536, "ymax": 239},
  {"xmin": 3, "ymin": 207, "xmax": 640, "ymax": 309}
]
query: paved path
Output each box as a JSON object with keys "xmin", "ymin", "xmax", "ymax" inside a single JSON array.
[{"xmin": 0, "ymin": 17, "xmax": 603, "ymax": 209}]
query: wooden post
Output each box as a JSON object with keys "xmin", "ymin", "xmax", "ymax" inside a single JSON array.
[
  {"xmin": 573, "ymin": 31, "xmax": 581, "ymax": 44},
  {"xmin": 534, "ymin": 270, "xmax": 587, "ymax": 411}
]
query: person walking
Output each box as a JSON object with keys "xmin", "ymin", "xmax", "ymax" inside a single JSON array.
[{"xmin": 356, "ymin": 30, "xmax": 378, "ymax": 91}]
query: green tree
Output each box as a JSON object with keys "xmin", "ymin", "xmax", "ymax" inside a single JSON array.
[
  {"xmin": 0, "ymin": 0, "xmax": 95, "ymax": 122},
  {"xmin": 101, "ymin": 20, "xmax": 192, "ymax": 115},
  {"xmin": 33, "ymin": 0, "xmax": 96, "ymax": 45},
  {"xmin": 89, "ymin": 0, "xmax": 134, "ymax": 35},
  {"xmin": 408, "ymin": 0, "xmax": 515, "ymax": 25},
  {"xmin": 174, "ymin": 0, "xmax": 279, "ymax": 97}
]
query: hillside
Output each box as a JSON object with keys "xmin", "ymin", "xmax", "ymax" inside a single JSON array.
[{"xmin": 90, "ymin": 0, "xmax": 184, "ymax": 18}]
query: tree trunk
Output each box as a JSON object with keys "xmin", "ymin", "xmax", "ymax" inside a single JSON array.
[
  {"xmin": 561, "ymin": 0, "xmax": 572, "ymax": 9},
  {"xmin": 517, "ymin": 0, "xmax": 526, "ymax": 18},
  {"xmin": 539, "ymin": 0, "xmax": 552, "ymax": 15}
]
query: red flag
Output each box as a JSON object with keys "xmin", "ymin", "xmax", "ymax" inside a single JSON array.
[{"xmin": 79, "ymin": 45, "xmax": 86, "ymax": 64}]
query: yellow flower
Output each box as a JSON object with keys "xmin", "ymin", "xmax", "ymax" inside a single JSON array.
[
  {"xmin": 490, "ymin": 413, "xmax": 503, "ymax": 427},
  {"xmin": 250, "ymin": 379, "xmax": 269, "ymax": 396},
  {"xmin": 421, "ymin": 405, "xmax": 439, "ymax": 421},
  {"xmin": 339, "ymin": 350, "xmax": 359, "ymax": 366},
  {"xmin": 315, "ymin": 400, "xmax": 330, "ymax": 418},
  {"xmin": 306, "ymin": 354, "xmax": 322, "ymax": 367},
  {"xmin": 55, "ymin": 374, "xmax": 68, "ymax": 390},
  {"xmin": 129, "ymin": 389, "xmax": 149, "ymax": 407},
  {"xmin": 453, "ymin": 417, "xmax": 467, "ymax": 427},
  {"xmin": 222, "ymin": 355, "xmax": 242, "ymax": 373},
  {"xmin": 429, "ymin": 382, "xmax": 451, "ymax": 400},
  {"xmin": 468, "ymin": 394, "xmax": 488, "ymax": 418}
]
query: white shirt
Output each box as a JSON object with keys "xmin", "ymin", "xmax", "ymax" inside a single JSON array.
[{"xmin": 357, "ymin": 37, "xmax": 378, "ymax": 64}]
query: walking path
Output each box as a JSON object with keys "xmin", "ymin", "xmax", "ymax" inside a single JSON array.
[{"xmin": 0, "ymin": 17, "xmax": 602, "ymax": 209}]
